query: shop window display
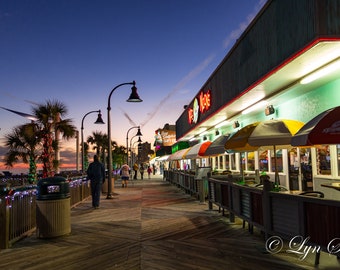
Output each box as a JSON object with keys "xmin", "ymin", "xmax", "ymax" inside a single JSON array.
[
  {"xmin": 241, "ymin": 152, "xmax": 246, "ymax": 171},
  {"xmin": 316, "ymin": 145, "xmax": 331, "ymax": 175},
  {"xmin": 227, "ymin": 154, "xmax": 236, "ymax": 171},
  {"xmin": 247, "ymin": 152, "xmax": 255, "ymax": 171},
  {"xmin": 301, "ymin": 149, "xmax": 313, "ymax": 191},
  {"xmin": 270, "ymin": 149, "xmax": 283, "ymax": 173},
  {"xmin": 219, "ymin": 155, "xmax": 224, "ymax": 170},
  {"xmin": 259, "ymin": 151, "xmax": 269, "ymax": 172}
]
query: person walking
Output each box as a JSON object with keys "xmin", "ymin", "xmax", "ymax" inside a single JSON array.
[
  {"xmin": 139, "ymin": 163, "xmax": 145, "ymax": 180},
  {"xmin": 120, "ymin": 164, "xmax": 130, "ymax": 188},
  {"xmin": 87, "ymin": 155, "xmax": 105, "ymax": 209},
  {"xmin": 133, "ymin": 163, "xmax": 138, "ymax": 179},
  {"xmin": 147, "ymin": 165, "xmax": 152, "ymax": 179}
]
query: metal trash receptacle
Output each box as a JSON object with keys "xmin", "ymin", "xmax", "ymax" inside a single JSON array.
[{"xmin": 36, "ymin": 176, "xmax": 71, "ymax": 238}]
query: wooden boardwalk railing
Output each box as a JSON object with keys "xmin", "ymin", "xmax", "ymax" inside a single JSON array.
[
  {"xmin": 0, "ymin": 176, "xmax": 90, "ymax": 249},
  {"xmin": 164, "ymin": 169, "xmax": 340, "ymax": 266}
]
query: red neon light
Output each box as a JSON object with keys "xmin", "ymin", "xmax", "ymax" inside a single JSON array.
[
  {"xmin": 188, "ymin": 90, "xmax": 211, "ymax": 124},
  {"xmin": 199, "ymin": 90, "xmax": 211, "ymax": 113},
  {"xmin": 188, "ymin": 108, "xmax": 194, "ymax": 124}
]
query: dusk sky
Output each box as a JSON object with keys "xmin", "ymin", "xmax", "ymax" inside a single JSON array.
[{"xmin": 0, "ymin": 0, "xmax": 266, "ymax": 173}]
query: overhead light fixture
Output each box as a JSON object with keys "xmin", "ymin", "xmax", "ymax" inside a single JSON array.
[
  {"xmin": 233, "ymin": 121, "xmax": 240, "ymax": 129},
  {"xmin": 127, "ymin": 84, "xmax": 143, "ymax": 102},
  {"xmin": 242, "ymin": 101, "xmax": 267, "ymax": 115},
  {"xmin": 300, "ymin": 58, "xmax": 340, "ymax": 85},
  {"xmin": 265, "ymin": 105, "xmax": 275, "ymax": 116}
]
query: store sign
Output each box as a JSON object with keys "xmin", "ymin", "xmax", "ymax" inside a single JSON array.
[
  {"xmin": 154, "ymin": 129, "xmax": 176, "ymax": 147},
  {"xmin": 188, "ymin": 90, "xmax": 211, "ymax": 124}
]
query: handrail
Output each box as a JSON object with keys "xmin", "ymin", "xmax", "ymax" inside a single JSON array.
[{"xmin": 164, "ymin": 169, "xmax": 340, "ymax": 266}]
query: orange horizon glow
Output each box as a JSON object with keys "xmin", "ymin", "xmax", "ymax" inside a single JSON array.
[{"xmin": 0, "ymin": 162, "xmax": 78, "ymax": 174}]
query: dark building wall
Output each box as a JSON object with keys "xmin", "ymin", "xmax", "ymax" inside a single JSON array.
[{"xmin": 176, "ymin": 0, "xmax": 340, "ymax": 139}]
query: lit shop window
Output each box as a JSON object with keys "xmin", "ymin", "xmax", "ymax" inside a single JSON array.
[
  {"xmin": 247, "ymin": 152, "xmax": 255, "ymax": 171},
  {"xmin": 241, "ymin": 152, "xmax": 246, "ymax": 171},
  {"xmin": 227, "ymin": 154, "xmax": 236, "ymax": 171},
  {"xmin": 270, "ymin": 149, "xmax": 283, "ymax": 173},
  {"xmin": 316, "ymin": 145, "xmax": 331, "ymax": 175},
  {"xmin": 219, "ymin": 155, "xmax": 224, "ymax": 170},
  {"xmin": 299, "ymin": 147, "xmax": 312, "ymax": 178},
  {"xmin": 300, "ymin": 148, "xmax": 311, "ymax": 166},
  {"xmin": 259, "ymin": 151, "xmax": 269, "ymax": 172}
]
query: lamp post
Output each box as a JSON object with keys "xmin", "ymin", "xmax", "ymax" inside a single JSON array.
[
  {"xmin": 107, "ymin": 81, "xmax": 142, "ymax": 199},
  {"xmin": 131, "ymin": 139, "xmax": 142, "ymax": 166},
  {"xmin": 130, "ymin": 135, "xmax": 142, "ymax": 161},
  {"xmin": 81, "ymin": 110, "xmax": 105, "ymax": 173},
  {"xmin": 126, "ymin": 126, "xmax": 142, "ymax": 165}
]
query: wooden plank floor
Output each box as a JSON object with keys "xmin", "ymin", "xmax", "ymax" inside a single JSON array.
[{"xmin": 1, "ymin": 175, "xmax": 339, "ymax": 270}]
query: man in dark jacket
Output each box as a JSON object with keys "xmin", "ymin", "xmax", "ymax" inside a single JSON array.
[{"xmin": 87, "ymin": 155, "xmax": 105, "ymax": 209}]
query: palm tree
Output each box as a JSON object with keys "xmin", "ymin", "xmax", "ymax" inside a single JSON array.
[
  {"xmin": 32, "ymin": 100, "xmax": 76, "ymax": 177},
  {"xmin": 112, "ymin": 145, "xmax": 126, "ymax": 168},
  {"xmin": 4, "ymin": 122, "xmax": 42, "ymax": 183},
  {"xmin": 87, "ymin": 131, "xmax": 108, "ymax": 167},
  {"xmin": 83, "ymin": 142, "xmax": 90, "ymax": 171}
]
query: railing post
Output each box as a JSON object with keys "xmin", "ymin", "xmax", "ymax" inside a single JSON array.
[
  {"xmin": 0, "ymin": 202, "xmax": 10, "ymax": 249},
  {"xmin": 262, "ymin": 179, "xmax": 272, "ymax": 240},
  {"xmin": 228, "ymin": 183, "xmax": 235, "ymax": 222}
]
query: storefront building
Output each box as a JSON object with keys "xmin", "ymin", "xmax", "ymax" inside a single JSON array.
[{"xmin": 172, "ymin": 0, "xmax": 340, "ymax": 199}]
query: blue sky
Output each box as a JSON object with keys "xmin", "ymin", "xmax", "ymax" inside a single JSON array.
[{"xmin": 0, "ymin": 0, "xmax": 266, "ymax": 172}]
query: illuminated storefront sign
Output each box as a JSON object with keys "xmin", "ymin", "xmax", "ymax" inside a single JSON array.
[
  {"xmin": 154, "ymin": 129, "xmax": 176, "ymax": 147},
  {"xmin": 188, "ymin": 90, "xmax": 211, "ymax": 124}
]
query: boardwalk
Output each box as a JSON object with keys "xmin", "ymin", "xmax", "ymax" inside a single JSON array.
[{"xmin": 0, "ymin": 175, "xmax": 338, "ymax": 270}]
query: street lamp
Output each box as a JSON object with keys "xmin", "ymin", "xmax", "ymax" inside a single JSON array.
[
  {"xmin": 130, "ymin": 136, "xmax": 142, "ymax": 167},
  {"xmin": 107, "ymin": 81, "xmax": 142, "ymax": 199},
  {"xmin": 81, "ymin": 110, "xmax": 105, "ymax": 173},
  {"xmin": 126, "ymin": 126, "xmax": 142, "ymax": 164}
]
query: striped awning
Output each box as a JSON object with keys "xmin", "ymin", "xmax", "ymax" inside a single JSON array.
[
  {"xmin": 185, "ymin": 141, "xmax": 212, "ymax": 159},
  {"xmin": 167, "ymin": 148, "xmax": 191, "ymax": 161}
]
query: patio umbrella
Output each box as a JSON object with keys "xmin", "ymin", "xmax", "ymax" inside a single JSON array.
[
  {"xmin": 291, "ymin": 106, "xmax": 340, "ymax": 146},
  {"xmin": 185, "ymin": 141, "xmax": 212, "ymax": 159},
  {"xmin": 224, "ymin": 123, "xmax": 260, "ymax": 183},
  {"xmin": 224, "ymin": 122, "xmax": 260, "ymax": 152},
  {"xmin": 204, "ymin": 135, "xmax": 230, "ymax": 156},
  {"xmin": 249, "ymin": 119, "xmax": 304, "ymax": 186},
  {"xmin": 225, "ymin": 119, "xmax": 304, "ymax": 186},
  {"xmin": 167, "ymin": 148, "xmax": 191, "ymax": 161}
]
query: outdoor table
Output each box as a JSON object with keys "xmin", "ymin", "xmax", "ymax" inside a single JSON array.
[{"xmin": 321, "ymin": 182, "xmax": 340, "ymax": 191}]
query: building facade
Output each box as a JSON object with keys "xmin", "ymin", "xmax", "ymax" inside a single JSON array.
[{"xmin": 172, "ymin": 0, "xmax": 340, "ymax": 199}]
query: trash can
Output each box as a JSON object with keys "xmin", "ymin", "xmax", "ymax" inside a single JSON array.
[{"xmin": 36, "ymin": 176, "xmax": 71, "ymax": 238}]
